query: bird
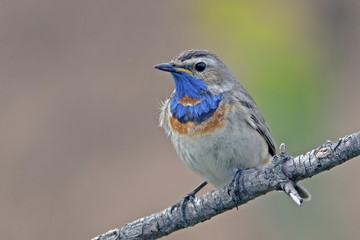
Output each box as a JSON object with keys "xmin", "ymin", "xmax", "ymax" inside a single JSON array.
[{"xmin": 154, "ymin": 49, "xmax": 309, "ymax": 223}]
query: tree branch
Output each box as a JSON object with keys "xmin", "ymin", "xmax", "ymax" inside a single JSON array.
[{"xmin": 92, "ymin": 132, "xmax": 360, "ymax": 240}]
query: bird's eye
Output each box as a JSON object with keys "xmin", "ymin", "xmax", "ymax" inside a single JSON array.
[{"xmin": 194, "ymin": 62, "xmax": 206, "ymax": 72}]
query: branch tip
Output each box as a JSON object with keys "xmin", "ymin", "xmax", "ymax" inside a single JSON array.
[
  {"xmin": 279, "ymin": 143, "xmax": 287, "ymax": 153},
  {"xmin": 289, "ymin": 191, "xmax": 303, "ymax": 206},
  {"xmin": 283, "ymin": 181, "xmax": 303, "ymax": 206}
]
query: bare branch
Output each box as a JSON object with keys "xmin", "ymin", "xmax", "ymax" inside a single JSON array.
[{"xmin": 92, "ymin": 132, "xmax": 360, "ymax": 240}]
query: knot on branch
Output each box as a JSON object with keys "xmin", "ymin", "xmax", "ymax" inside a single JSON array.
[
  {"xmin": 315, "ymin": 146, "xmax": 331, "ymax": 158},
  {"xmin": 264, "ymin": 143, "xmax": 310, "ymax": 205}
]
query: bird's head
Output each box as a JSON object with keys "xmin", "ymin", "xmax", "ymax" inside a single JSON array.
[{"xmin": 154, "ymin": 49, "xmax": 237, "ymax": 98}]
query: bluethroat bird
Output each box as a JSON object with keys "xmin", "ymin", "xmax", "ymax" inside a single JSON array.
[{"xmin": 155, "ymin": 49, "xmax": 309, "ymax": 223}]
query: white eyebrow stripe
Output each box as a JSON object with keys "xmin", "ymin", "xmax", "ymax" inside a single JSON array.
[{"xmin": 180, "ymin": 57, "xmax": 216, "ymax": 67}]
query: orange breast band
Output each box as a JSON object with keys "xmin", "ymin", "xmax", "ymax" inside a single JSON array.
[{"xmin": 169, "ymin": 104, "xmax": 231, "ymax": 136}]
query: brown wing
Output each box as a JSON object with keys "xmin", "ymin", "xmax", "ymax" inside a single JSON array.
[
  {"xmin": 250, "ymin": 114, "xmax": 276, "ymax": 156},
  {"xmin": 235, "ymin": 89, "xmax": 277, "ymax": 156}
]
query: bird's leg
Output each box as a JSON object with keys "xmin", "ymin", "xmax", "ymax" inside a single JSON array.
[
  {"xmin": 171, "ymin": 181, "xmax": 208, "ymax": 227},
  {"xmin": 230, "ymin": 168, "xmax": 244, "ymax": 209}
]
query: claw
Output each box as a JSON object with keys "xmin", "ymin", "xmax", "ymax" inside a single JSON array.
[
  {"xmin": 170, "ymin": 181, "xmax": 207, "ymax": 227},
  {"xmin": 230, "ymin": 169, "xmax": 243, "ymax": 209},
  {"xmin": 170, "ymin": 193, "xmax": 195, "ymax": 227}
]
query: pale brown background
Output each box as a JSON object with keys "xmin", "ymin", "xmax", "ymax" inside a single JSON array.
[{"xmin": 1, "ymin": 1, "xmax": 360, "ymax": 240}]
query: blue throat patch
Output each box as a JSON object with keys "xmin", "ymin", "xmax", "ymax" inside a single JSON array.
[{"xmin": 169, "ymin": 72, "xmax": 222, "ymax": 124}]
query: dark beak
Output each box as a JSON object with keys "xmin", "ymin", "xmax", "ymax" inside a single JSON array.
[{"xmin": 154, "ymin": 63, "xmax": 176, "ymax": 72}]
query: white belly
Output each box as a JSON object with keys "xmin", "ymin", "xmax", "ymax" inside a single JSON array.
[{"xmin": 168, "ymin": 106, "xmax": 270, "ymax": 188}]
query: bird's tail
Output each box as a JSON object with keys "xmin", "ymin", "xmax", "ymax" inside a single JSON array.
[{"xmin": 295, "ymin": 182, "xmax": 311, "ymax": 201}]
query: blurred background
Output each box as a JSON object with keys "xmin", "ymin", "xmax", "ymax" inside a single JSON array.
[{"xmin": 1, "ymin": 0, "xmax": 359, "ymax": 239}]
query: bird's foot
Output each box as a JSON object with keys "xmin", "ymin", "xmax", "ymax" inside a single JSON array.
[
  {"xmin": 170, "ymin": 181, "xmax": 207, "ymax": 227},
  {"xmin": 170, "ymin": 192, "xmax": 195, "ymax": 227},
  {"xmin": 230, "ymin": 168, "xmax": 246, "ymax": 209}
]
